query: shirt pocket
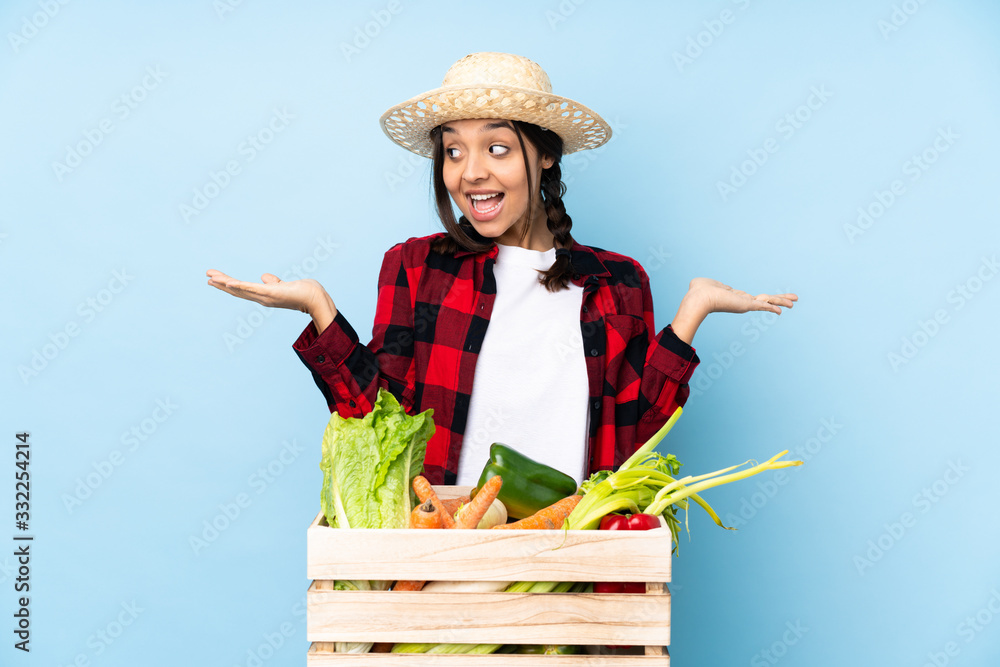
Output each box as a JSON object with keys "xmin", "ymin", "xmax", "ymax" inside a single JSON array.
[{"xmin": 602, "ymin": 314, "xmax": 649, "ymax": 402}]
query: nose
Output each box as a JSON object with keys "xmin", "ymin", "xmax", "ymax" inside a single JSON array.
[{"xmin": 462, "ymin": 151, "xmax": 489, "ymax": 183}]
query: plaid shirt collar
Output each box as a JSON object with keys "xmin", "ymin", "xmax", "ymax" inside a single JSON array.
[{"xmin": 452, "ymin": 240, "xmax": 613, "ymax": 288}]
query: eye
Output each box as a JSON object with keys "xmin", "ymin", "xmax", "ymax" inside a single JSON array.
[
  {"xmin": 445, "ymin": 147, "xmax": 460, "ymax": 159},
  {"xmin": 489, "ymin": 144, "xmax": 509, "ymax": 156}
]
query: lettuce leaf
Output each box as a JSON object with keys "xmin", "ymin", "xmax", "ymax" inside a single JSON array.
[{"xmin": 320, "ymin": 389, "xmax": 434, "ymax": 530}]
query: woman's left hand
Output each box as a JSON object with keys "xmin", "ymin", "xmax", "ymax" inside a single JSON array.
[
  {"xmin": 670, "ymin": 278, "xmax": 798, "ymax": 345},
  {"xmin": 687, "ymin": 277, "xmax": 798, "ymax": 316}
]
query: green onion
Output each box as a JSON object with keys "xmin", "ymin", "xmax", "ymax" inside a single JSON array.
[
  {"xmin": 389, "ymin": 580, "xmax": 581, "ymax": 655},
  {"xmin": 564, "ymin": 407, "xmax": 803, "ymax": 552}
]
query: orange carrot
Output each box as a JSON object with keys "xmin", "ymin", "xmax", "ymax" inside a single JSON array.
[
  {"xmin": 410, "ymin": 499, "xmax": 443, "ymax": 530},
  {"xmin": 393, "ymin": 500, "xmax": 443, "ymax": 593},
  {"xmin": 412, "ymin": 476, "xmax": 457, "ymax": 529},
  {"xmin": 491, "ymin": 495, "xmax": 582, "ymax": 530},
  {"xmin": 441, "ymin": 496, "xmax": 470, "ymax": 517},
  {"xmin": 391, "ymin": 579, "xmax": 426, "ymax": 592},
  {"xmin": 455, "ymin": 475, "xmax": 502, "ymax": 529}
]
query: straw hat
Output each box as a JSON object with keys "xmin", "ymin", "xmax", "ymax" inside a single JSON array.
[{"xmin": 379, "ymin": 52, "xmax": 611, "ymax": 158}]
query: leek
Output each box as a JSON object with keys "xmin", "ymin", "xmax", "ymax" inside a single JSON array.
[
  {"xmin": 390, "ymin": 581, "xmax": 585, "ymax": 655},
  {"xmin": 564, "ymin": 407, "xmax": 804, "ymax": 552}
]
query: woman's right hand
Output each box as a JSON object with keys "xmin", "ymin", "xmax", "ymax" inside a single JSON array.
[{"xmin": 206, "ymin": 270, "xmax": 338, "ymax": 333}]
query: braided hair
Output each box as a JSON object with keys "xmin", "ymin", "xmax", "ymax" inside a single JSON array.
[{"xmin": 428, "ymin": 120, "xmax": 576, "ymax": 292}]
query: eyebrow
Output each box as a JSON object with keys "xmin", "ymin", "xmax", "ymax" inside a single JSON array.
[{"xmin": 440, "ymin": 121, "xmax": 514, "ymax": 135}]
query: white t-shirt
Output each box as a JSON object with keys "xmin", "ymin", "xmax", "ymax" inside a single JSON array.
[{"xmin": 455, "ymin": 243, "xmax": 591, "ymax": 487}]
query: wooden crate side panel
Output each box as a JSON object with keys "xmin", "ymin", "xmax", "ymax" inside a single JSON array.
[
  {"xmin": 306, "ymin": 589, "xmax": 670, "ymax": 646},
  {"xmin": 307, "ymin": 515, "xmax": 671, "ymax": 582},
  {"xmin": 308, "ymin": 644, "xmax": 669, "ymax": 665}
]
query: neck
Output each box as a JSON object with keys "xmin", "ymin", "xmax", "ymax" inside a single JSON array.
[{"xmin": 498, "ymin": 204, "xmax": 555, "ymax": 251}]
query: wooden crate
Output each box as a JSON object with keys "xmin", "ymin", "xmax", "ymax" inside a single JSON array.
[{"xmin": 307, "ymin": 485, "xmax": 671, "ymax": 665}]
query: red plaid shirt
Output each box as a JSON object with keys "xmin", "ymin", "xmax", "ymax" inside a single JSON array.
[{"xmin": 293, "ymin": 233, "xmax": 700, "ymax": 485}]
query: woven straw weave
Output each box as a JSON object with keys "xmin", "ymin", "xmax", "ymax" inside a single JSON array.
[{"xmin": 379, "ymin": 52, "xmax": 611, "ymax": 158}]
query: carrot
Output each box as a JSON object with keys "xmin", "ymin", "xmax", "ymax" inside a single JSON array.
[
  {"xmin": 412, "ymin": 476, "xmax": 457, "ymax": 529},
  {"xmin": 455, "ymin": 475, "xmax": 502, "ymax": 529},
  {"xmin": 371, "ymin": 643, "xmax": 394, "ymax": 653},
  {"xmin": 441, "ymin": 496, "xmax": 470, "ymax": 517},
  {"xmin": 410, "ymin": 499, "xmax": 443, "ymax": 530},
  {"xmin": 392, "ymin": 579, "xmax": 426, "ymax": 592},
  {"xmin": 393, "ymin": 500, "xmax": 443, "ymax": 593},
  {"xmin": 492, "ymin": 495, "xmax": 582, "ymax": 530}
]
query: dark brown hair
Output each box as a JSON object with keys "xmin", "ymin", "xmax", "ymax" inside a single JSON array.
[{"xmin": 427, "ymin": 119, "xmax": 575, "ymax": 292}]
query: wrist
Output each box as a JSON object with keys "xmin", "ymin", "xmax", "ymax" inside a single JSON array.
[
  {"xmin": 670, "ymin": 291, "xmax": 709, "ymax": 345},
  {"xmin": 308, "ymin": 289, "xmax": 338, "ymax": 335}
]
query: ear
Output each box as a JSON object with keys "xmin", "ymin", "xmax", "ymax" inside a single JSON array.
[{"xmin": 542, "ymin": 155, "xmax": 555, "ymax": 169}]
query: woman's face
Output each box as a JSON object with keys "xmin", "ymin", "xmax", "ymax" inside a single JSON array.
[{"xmin": 440, "ymin": 119, "xmax": 554, "ymax": 248}]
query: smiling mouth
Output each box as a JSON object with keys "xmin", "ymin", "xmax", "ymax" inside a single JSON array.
[{"xmin": 469, "ymin": 192, "xmax": 505, "ymax": 214}]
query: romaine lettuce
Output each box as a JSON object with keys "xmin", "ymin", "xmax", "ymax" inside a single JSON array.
[{"xmin": 320, "ymin": 389, "xmax": 434, "ymax": 530}]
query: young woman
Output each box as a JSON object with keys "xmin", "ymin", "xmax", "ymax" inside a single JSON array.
[{"xmin": 207, "ymin": 52, "xmax": 797, "ymax": 487}]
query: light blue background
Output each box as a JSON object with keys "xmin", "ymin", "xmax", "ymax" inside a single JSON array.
[{"xmin": 3, "ymin": 1, "xmax": 999, "ymax": 665}]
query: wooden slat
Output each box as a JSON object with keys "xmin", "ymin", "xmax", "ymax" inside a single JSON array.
[
  {"xmin": 307, "ymin": 485, "xmax": 672, "ymax": 582},
  {"xmin": 307, "ymin": 644, "xmax": 668, "ymax": 665},
  {"xmin": 643, "ymin": 582, "xmax": 670, "ymax": 653},
  {"xmin": 307, "ymin": 587, "xmax": 670, "ymax": 645},
  {"xmin": 307, "ymin": 485, "xmax": 671, "ymax": 663}
]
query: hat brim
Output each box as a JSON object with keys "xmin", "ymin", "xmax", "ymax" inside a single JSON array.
[{"xmin": 379, "ymin": 82, "xmax": 612, "ymax": 158}]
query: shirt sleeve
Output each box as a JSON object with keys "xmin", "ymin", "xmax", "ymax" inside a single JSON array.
[
  {"xmin": 292, "ymin": 243, "xmax": 417, "ymax": 417},
  {"xmin": 636, "ymin": 266, "xmax": 700, "ymax": 443}
]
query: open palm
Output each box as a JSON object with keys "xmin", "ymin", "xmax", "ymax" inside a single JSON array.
[
  {"xmin": 206, "ymin": 270, "xmax": 321, "ymax": 313},
  {"xmin": 689, "ymin": 277, "xmax": 798, "ymax": 316}
]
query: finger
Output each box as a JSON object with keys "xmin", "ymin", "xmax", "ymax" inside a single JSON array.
[
  {"xmin": 208, "ymin": 277, "xmax": 271, "ymax": 304},
  {"xmin": 754, "ymin": 301, "xmax": 782, "ymax": 315},
  {"xmin": 206, "ymin": 270, "xmax": 246, "ymax": 291},
  {"xmin": 206, "ymin": 269, "xmax": 233, "ymax": 282},
  {"xmin": 755, "ymin": 294, "xmax": 796, "ymax": 309},
  {"xmin": 748, "ymin": 296, "xmax": 781, "ymax": 314},
  {"xmin": 261, "ymin": 273, "xmax": 281, "ymax": 284}
]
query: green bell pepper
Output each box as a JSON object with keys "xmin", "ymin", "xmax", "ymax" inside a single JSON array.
[{"xmin": 473, "ymin": 443, "xmax": 579, "ymax": 520}]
